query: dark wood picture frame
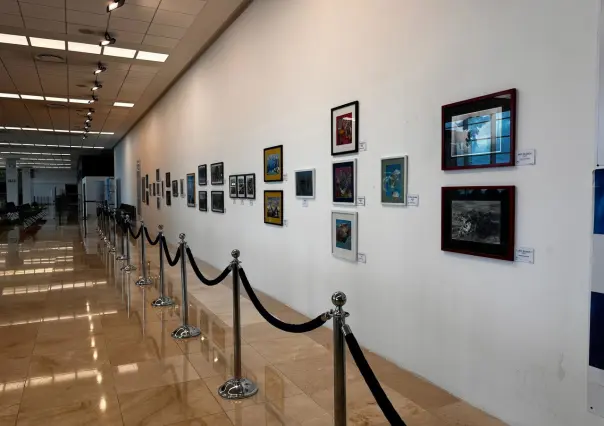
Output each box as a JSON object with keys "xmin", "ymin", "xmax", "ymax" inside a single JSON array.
[
  {"xmin": 441, "ymin": 186, "xmax": 515, "ymax": 261},
  {"xmin": 442, "ymin": 89, "xmax": 517, "ymax": 171},
  {"xmin": 211, "ymin": 191, "xmax": 224, "ymax": 213},
  {"xmin": 331, "ymin": 100, "xmax": 359, "ymax": 156}
]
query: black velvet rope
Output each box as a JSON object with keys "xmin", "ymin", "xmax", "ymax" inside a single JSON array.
[
  {"xmin": 128, "ymin": 224, "xmax": 142, "ymax": 239},
  {"xmin": 239, "ymin": 268, "xmax": 328, "ymax": 333},
  {"xmin": 144, "ymin": 227, "xmax": 160, "ymax": 245},
  {"xmin": 345, "ymin": 332, "xmax": 407, "ymax": 425},
  {"xmin": 161, "ymin": 237, "xmax": 181, "ymax": 267},
  {"xmin": 186, "ymin": 247, "xmax": 231, "ymax": 286}
]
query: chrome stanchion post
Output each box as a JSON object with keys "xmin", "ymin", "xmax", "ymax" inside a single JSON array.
[
  {"xmin": 332, "ymin": 291, "xmax": 349, "ymax": 426},
  {"xmin": 171, "ymin": 234, "xmax": 201, "ymax": 339},
  {"xmin": 109, "ymin": 209, "xmax": 116, "ymax": 253},
  {"xmin": 152, "ymin": 225, "xmax": 173, "ymax": 307},
  {"xmin": 135, "ymin": 221, "xmax": 152, "ymax": 286},
  {"xmin": 121, "ymin": 215, "xmax": 136, "ymax": 273},
  {"xmin": 218, "ymin": 249, "xmax": 258, "ymax": 400},
  {"xmin": 116, "ymin": 212, "xmax": 127, "ymax": 261}
]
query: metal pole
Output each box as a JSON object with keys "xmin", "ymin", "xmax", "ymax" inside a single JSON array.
[
  {"xmin": 109, "ymin": 209, "xmax": 117, "ymax": 253},
  {"xmin": 152, "ymin": 225, "xmax": 173, "ymax": 307},
  {"xmin": 332, "ymin": 291, "xmax": 349, "ymax": 426},
  {"xmin": 121, "ymin": 215, "xmax": 136, "ymax": 273},
  {"xmin": 116, "ymin": 212, "xmax": 127, "ymax": 261},
  {"xmin": 171, "ymin": 234, "xmax": 200, "ymax": 339},
  {"xmin": 135, "ymin": 221, "xmax": 152, "ymax": 286},
  {"xmin": 218, "ymin": 249, "xmax": 258, "ymax": 400}
]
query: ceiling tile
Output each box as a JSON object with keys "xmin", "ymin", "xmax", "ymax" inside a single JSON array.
[
  {"xmin": 24, "ymin": 16, "xmax": 66, "ymax": 33},
  {"xmin": 110, "ymin": 4, "xmax": 156, "ymax": 22},
  {"xmin": 19, "ymin": 3, "xmax": 65, "ymax": 22},
  {"xmin": 66, "ymin": 9, "xmax": 108, "ymax": 28},
  {"xmin": 35, "ymin": 62, "xmax": 67, "ymax": 78},
  {"xmin": 19, "ymin": 0, "xmax": 64, "ymax": 7},
  {"xmin": 1, "ymin": 50, "xmax": 36, "ymax": 68},
  {"xmin": 146, "ymin": 22, "xmax": 186, "ymax": 39},
  {"xmin": 0, "ymin": 0, "xmax": 20, "ymax": 15},
  {"xmin": 142, "ymin": 34, "xmax": 178, "ymax": 49},
  {"xmin": 127, "ymin": 0, "xmax": 161, "ymax": 8},
  {"xmin": 152, "ymin": 10, "xmax": 195, "ymax": 28},
  {"xmin": 0, "ymin": 13, "xmax": 24, "ymax": 28},
  {"xmin": 108, "ymin": 17, "xmax": 150, "ymax": 34},
  {"xmin": 109, "ymin": 29, "xmax": 145, "ymax": 44},
  {"xmin": 66, "ymin": 0, "xmax": 107, "ymax": 15},
  {"xmin": 40, "ymin": 75, "xmax": 67, "ymax": 93},
  {"xmin": 66, "ymin": 23, "xmax": 105, "ymax": 38},
  {"xmin": 128, "ymin": 63, "xmax": 160, "ymax": 74},
  {"xmin": 159, "ymin": 0, "xmax": 206, "ymax": 15}
]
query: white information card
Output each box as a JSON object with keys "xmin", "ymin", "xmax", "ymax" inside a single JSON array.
[
  {"xmin": 515, "ymin": 247, "xmax": 535, "ymax": 263},
  {"xmin": 516, "ymin": 149, "xmax": 536, "ymax": 166}
]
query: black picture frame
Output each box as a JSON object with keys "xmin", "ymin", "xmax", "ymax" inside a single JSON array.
[
  {"xmin": 229, "ymin": 175, "xmax": 237, "ymax": 198},
  {"xmin": 442, "ymin": 89, "xmax": 517, "ymax": 171},
  {"xmin": 145, "ymin": 174, "xmax": 149, "ymax": 188},
  {"xmin": 186, "ymin": 173, "xmax": 195, "ymax": 207},
  {"xmin": 331, "ymin": 101, "xmax": 359, "ymax": 156},
  {"xmin": 166, "ymin": 191, "xmax": 171, "ymax": 206},
  {"xmin": 237, "ymin": 175, "xmax": 245, "ymax": 198},
  {"xmin": 245, "ymin": 174, "xmax": 256, "ymax": 199},
  {"xmin": 263, "ymin": 145, "xmax": 283, "ymax": 182},
  {"xmin": 441, "ymin": 186, "xmax": 516, "ymax": 261},
  {"xmin": 156, "ymin": 168, "xmax": 160, "ymax": 182},
  {"xmin": 166, "ymin": 172, "xmax": 171, "ymax": 186},
  {"xmin": 161, "ymin": 181, "xmax": 164, "ymax": 197},
  {"xmin": 211, "ymin": 191, "xmax": 224, "ymax": 213},
  {"xmin": 199, "ymin": 191, "xmax": 207, "ymax": 212},
  {"xmin": 179, "ymin": 179, "xmax": 184, "ymax": 197},
  {"xmin": 172, "ymin": 180, "xmax": 178, "ymax": 197},
  {"xmin": 141, "ymin": 177, "xmax": 145, "ymax": 198},
  {"xmin": 211, "ymin": 162, "xmax": 224, "ymax": 185},
  {"xmin": 332, "ymin": 159, "xmax": 356, "ymax": 204},
  {"xmin": 145, "ymin": 190, "xmax": 149, "ymax": 205},
  {"xmin": 152, "ymin": 182, "xmax": 156, "ymax": 196},
  {"xmin": 156, "ymin": 197, "xmax": 160, "ymax": 210},
  {"xmin": 198, "ymin": 165, "xmax": 207, "ymax": 185},
  {"xmin": 264, "ymin": 190, "xmax": 284, "ymax": 226}
]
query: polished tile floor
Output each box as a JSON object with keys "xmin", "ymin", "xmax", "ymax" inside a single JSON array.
[{"xmin": 0, "ymin": 217, "xmax": 508, "ymax": 425}]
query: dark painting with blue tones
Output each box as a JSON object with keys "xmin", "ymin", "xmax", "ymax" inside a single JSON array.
[
  {"xmin": 590, "ymin": 291, "xmax": 604, "ymax": 369},
  {"xmin": 594, "ymin": 169, "xmax": 604, "ymax": 234}
]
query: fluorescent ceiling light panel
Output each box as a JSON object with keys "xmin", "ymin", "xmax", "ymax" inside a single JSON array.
[
  {"xmin": 22, "ymin": 128, "xmax": 37, "ymax": 131},
  {"xmin": 70, "ymin": 131, "xmax": 84, "ymax": 134},
  {"xmin": 21, "ymin": 95, "xmax": 44, "ymax": 100},
  {"xmin": 81, "ymin": 146, "xmax": 94, "ymax": 149},
  {"xmin": 102, "ymin": 46, "xmax": 136, "ymax": 58},
  {"xmin": 113, "ymin": 102, "xmax": 134, "ymax": 108},
  {"xmin": 93, "ymin": 147, "xmax": 103, "ymax": 149},
  {"xmin": 0, "ymin": 33, "xmax": 28, "ymax": 46},
  {"xmin": 38, "ymin": 129, "xmax": 53, "ymax": 132},
  {"xmin": 69, "ymin": 99, "xmax": 90, "ymax": 104},
  {"xmin": 59, "ymin": 145, "xmax": 70, "ymax": 148},
  {"xmin": 136, "ymin": 51, "xmax": 169, "ymax": 62},
  {"xmin": 0, "ymin": 93, "xmax": 19, "ymax": 99},
  {"xmin": 68, "ymin": 42, "xmax": 101, "ymax": 55},
  {"xmin": 4, "ymin": 127, "xmax": 20, "ymax": 130},
  {"xmin": 29, "ymin": 37, "xmax": 65, "ymax": 50},
  {"xmin": 45, "ymin": 97, "xmax": 67, "ymax": 102},
  {"xmin": 100, "ymin": 132, "xmax": 114, "ymax": 135},
  {"xmin": 54, "ymin": 130, "xmax": 70, "ymax": 133}
]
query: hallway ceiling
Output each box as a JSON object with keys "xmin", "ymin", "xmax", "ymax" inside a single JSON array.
[{"xmin": 0, "ymin": 0, "xmax": 248, "ymax": 169}]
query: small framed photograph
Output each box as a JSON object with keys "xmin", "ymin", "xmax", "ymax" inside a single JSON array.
[
  {"xmin": 198, "ymin": 165, "xmax": 207, "ymax": 185},
  {"xmin": 152, "ymin": 182, "xmax": 156, "ymax": 196},
  {"xmin": 180, "ymin": 179, "xmax": 184, "ymax": 197},
  {"xmin": 245, "ymin": 174, "xmax": 256, "ymax": 199},
  {"xmin": 211, "ymin": 162, "xmax": 224, "ymax": 185},
  {"xmin": 381, "ymin": 156, "xmax": 408, "ymax": 205},
  {"xmin": 333, "ymin": 158, "xmax": 356, "ymax": 205},
  {"xmin": 295, "ymin": 168, "xmax": 315, "ymax": 199},
  {"xmin": 141, "ymin": 177, "xmax": 145, "ymax": 197},
  {"xmin": 199, "ymin": 191, "xmax": 207, "ymax": 212},
  {"xmin": 165, "ymin": 172, "xmax": 170, "ymax": 186},
  {"xmin": 229, "ymin": 175, "xmax": 237, "ymax": 198},
  {"xmin": 186, "ymin": 173, "xmax": 196, "ymax": 207},
  {"xmin": 264, "ymin": 145, "xmax": 283, "ymax": 182},
  {"xmin": 166, "ymin": 191, "xmax": 171, "ymax": 206},
  {"xmin": 264, "ymin": 190, "xmax": 283, "ymax": 226},
  {"xmin": 237, "ymin": 175, "xmax": 245, "ymax": 198},
  {"xmin": 145, "ymin": 191, "xmax": 149, "ymax": 205},
  {"xmin": 211, "ymin": 191, "xmax": 225, "ymax": 213},
  {"xmin": 331, "ymin": 101, "xmax": 359, "ymax": 156},
  {"xmin": 441, "ymin": 186, "xmax": 515, "ymax": 261},
  {"xmin": 156, "ymin": 197, "xmax": 160, "ymax": 210},
  {"xmin": 156, "ymin": 168, "xmax": 160, "ymax": 182},
  {"xmin": 442, "ymin": 89, "xmax": 516, "ymax": 171},
  {"xmin": 145, "ymin": 174, "xmax": 149, "ymax": 188},
  {"xmin": 161, "ymin": 181, "xmax": 165, "ymax": 197},
  {"xmin": 172, "ymin": 180, "xmax": 178, "ymax": 197},
  {"xmin": 332, "ymin": 211, "xmax": 358, "ymax": 262}
]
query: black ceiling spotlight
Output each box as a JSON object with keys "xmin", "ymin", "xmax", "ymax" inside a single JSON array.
[
  {"xmin": 91, "ymin": 79, "xmax": 102, "ymax": 91},
  {"xmin": 87, "ymin": 108, "xmax": 95, "ymax": 116},
  {"xmin": 94, "ymin": 62, "xmax": 106, "ymax": 75},
  {"xmin": 90, "ymin": 94, "xmax": 98, "ymax": 104},
  {"xmin": 107, "ymin": 0, "xmax": 125, "ymax": 13},
  {"xmin": 85, "ymin": 117, "xmax": 92, "ymax": 124},
  {"xmin": 82, "ymin": 134, "xmax": 88, "ymax": 140},
  {"xmin": 100, "ymin": 32, "xmax": 116, "ymax": 47}
]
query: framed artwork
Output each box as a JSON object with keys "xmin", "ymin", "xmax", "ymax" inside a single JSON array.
[
  {"xmin": 381, "ymin": 156, "xmax": 408, "ymax": 205},
  {"xmin": 198, "ymin": 165, "xmax": 207, "ymax": 185},
  {"xmin": 332, "ymin": 211, "xmax": 358, "ymax": 262},
  {"xmin": 156, "ymin": 168, "xmax": 160, "ymax": 182},
  {"xmin": 180, "ymin": 179, "xmax": 184, "ymax": 197},
  {"xmin": 264, "ymin": 190, "xmax": 284, "ymax": 226},
  {"xmin": 172, "ymin": 180, "xmax": 178, "ymax": 197},
  {"xmin": 295, "ymin": 168, "xmax": 315, "ymax": 199},
  {"xmin": 199, "ymin": 191, "xmax": 207, "ymax": 212},
  {"xmin": 245, "ymin": 174, "xmax": 256, "ymax": 199},
  {"xmin": 145, "ymin": 191, "xmax": 149, "ymax": 205},
  {"xmin": 237, "ymin": 175, "xmax": 245, "ymax": 198},
  {"xmin": 331, "ymin": 101, "xmax": 359, "ymax": 156},
  {"xmin": 211, "ymin": 191, "xmax": 225, "ymax": 213},
  {"xmin": 152, "ymin": 182, "xmax": 156, "ymax": 196},
  {"xmin": 442, "ymin": 89, "xmax": 516, "ymax": 171},
  {"xmin": 166, "ymin": 191, "xmax": 171, "ymax": 206},
  {"xmin": 229, "ymin": 175, "xmax": 237, "ymax": 198},
  {"xmin": 264, "ymin": 145, "xmax": 283, "ymax": 182},
  {"xmin": 441, "ymin": 186, "xmax": 515, "ymax": 261},
  {"xmin": 166, "ymin": 172, "xmax": 170, "ymax": 186},
  {"xmin": 145, "ymin": 174, "xmax": 149, "ymax": 188},
  {"xmin": 141, "ymin": 177, "xmax": 145, "ymax": 197},
  {"xmin": 161, "ymin": 181, "xmax": 165, "ymax": 197},
  {"xmin": 211, "ymin": 162, "xmax": 224, "ymax": 185},
  {"xmin": 332, "ymin": 159, "xmax": 356, "ymax": 205},
  {"xmin": 186, "ymin": 173, "xmax": 195, "ymax": 207},
  {"xmin": 156, "ymin": 197, "xmax": 160, "ymax": 210}
]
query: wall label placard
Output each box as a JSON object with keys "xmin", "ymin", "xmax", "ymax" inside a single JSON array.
[
  {"xmin": 357, "ymin": 253, "xmax": 367, "ymax": 263},
  {"xmin": 356, "ymin": 196, "xmax": 366, "ymax": 206},
  {"xmin": 249, "ymin": 201, "xmax": 253, "ymax": 206},
  {"xmin": 516, "ymin": 149, "xmax": 536, "ymax": 166},
  {"xmin": 283, "ymin": 173, "xmax": 288, "ymax": 181},
  {"xmin": 359, "ymin": 141, "xmax": 367, "ymax": 152},
  {"xmin": 283, "ymin": 219, "xmax": 288, "ymax": 227},
  {"xmin": 407, "ymin": 194, "xmax": 419, "ymax": 206},
  {"xmin": 240, "ymin": 200, "xmax": 244, "ymax": 205},
  {"xmin": 302, "ymin": 199, "xmax": 308, "ymax": 207},
  {"xmin": 515, "ymin": 247, "xmax": 534, "ymax": 263}
]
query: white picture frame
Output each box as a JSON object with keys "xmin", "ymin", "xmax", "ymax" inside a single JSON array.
[
  {"xmin": 332, "ymin": 158, "xmax": 356, "ymax": 205},
  {"xmin": 295, "ymin": 168, "xmax": 315, "ymax": 199},
  {"xmin": 331, "ymin": 210, "xmax": 358, "ymax": 262}
]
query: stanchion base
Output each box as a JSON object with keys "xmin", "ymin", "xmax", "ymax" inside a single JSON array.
[
  {"xmin": 151, "ymin": 296, "xmax": 174, "ymax": 307},
  {"xmin": 116, "ymin": 255, "xmax": 127, "ymax": 261},
  {"xmin": 218, "ymin": 378, "xmax": 259, "ymax": 400},
  {"xmin": 171, "ymin": 325, "xmax": 201, "ymax": 339},
  {"xmin": 109, "ymin": 246, "xmax": 116, "ymax": 253},
  {"xmin": 135, "ymin": 276, "xmax": 153, "ymax": 286},
  {"xmin": 121, "ymin": 264, "xmax": 137, "ymax": 272}
]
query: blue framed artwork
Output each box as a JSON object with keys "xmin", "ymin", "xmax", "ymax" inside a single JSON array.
[
  {"xmin": 381, "ymin": 156, "xmax": 408, "ymax": 205},
  {"xmin": 332, "ymin": 211, "xmax": 357, "ymax": 262}
]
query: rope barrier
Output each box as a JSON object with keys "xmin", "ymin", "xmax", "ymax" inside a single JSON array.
[
  {"xmin": 186, "ymin": 247, "xmax": 231, "ymax": 286},
  {"xmin": 345, "ymin": 331, "xmax": 407, "ymax": 425},
  {"xmin": 144, "ymin": 226, "xmax": 161, "ymax": 245},
  {"xmin": 239, "ymin": 268, "xmax": 329, "ymax": 333},
  {"xmin": 161, "ymin": 236, "xmax": 181, "ymax": 266},
  {"xmin": 128, "ymin": 224, "xmax": 142, "ymax": 239}
]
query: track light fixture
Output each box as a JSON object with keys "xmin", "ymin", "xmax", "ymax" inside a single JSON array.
[
  {"xmin": 91, "ymin": 80, "xmax": 102, "ymax": 91},
  {"xmin": 90, "ymin": 94, "xmax": 98, "ymax": 104},
  {"xmin": 94, "ymin": 63, "xmax": 106, "ymax": 75},
  {"xmin": 87, "ymin": 109, "xmax": 95, "ymax": 116},
  {"xmin": 100, "ymin": 32, "xmax": 116, "ymax": 47},
  {"xmin": 107, "ymin": 0, "xmax": 125, "ymax": 13},
  {"xmin": 82, "ymin": 134, "xmax": 88, "ymax": 140}
]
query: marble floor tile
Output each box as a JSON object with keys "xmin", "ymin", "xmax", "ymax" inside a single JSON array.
[
  {"xmin": 0, "ymin": 356, "xmax": 31, "ymax": 383},
  {"xmin": 0, "ymin": 324, "xmax": 39, "ymax": 357},
  {"xmin": 250, "ymin": 335, "xmax": 330, "ymax": 365},
  {"xmin": 166, "ymin": 412, "xmax": 234, "ymax": 426},
  {"xmin": 433, "ymin": 401, "xmax": 508, "ymax": 426}
]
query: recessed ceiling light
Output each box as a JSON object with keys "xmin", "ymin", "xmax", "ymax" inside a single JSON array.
[
  {"xmin": 100, "ymin": 132, "xmax": 115, "ymax": 135},
  {"xmin": 4, "ymin": 127, "xmax": 21, "ymax": 130},
  {"xmin": 21, "ymin": 95, "xmax": 44, "ymax": 100},
  {"xmin": 55, "ymin": 130, "xmax": 70, "ymax": 133},
  {"xmin": 136, "ymin": 51, "xmax": 169, "ymax": 62},
  {"xmin": 82, "ymin": 146, "xmax": 94, "ymax": 149},
  {"xmin": 69, "ymin": 99, "xmax": 90, "ymax": 104},
  {"xmin": 45, "ymin": 97, "xmax": 68, "ymax": 102},
  {"xmin": 93, "ymin": 147, "xmax": 103, "ymax": 149},
  {"xmin": 38, "ymin": 129, "xmax": 53, "ymax": 132},
  {"xmin": 29, "ymin": 37, "xmax": 65, "ymax": 50},
  {"xmin": 59, "ymin": 145, "xmax": 70, "ymax": 148},
  {"xmin": 113, "ymin": 102, "xmax": 134, "ymax": 108},
  {"xmin": 22, "ymin": 128, "xmax": 37, "ymax": 131},
  {"xmin": 0, "ymin": 33, "xmax": 28, "ymax": 46},
  {"xmin": 107, "ymin": 0, "xmax": 125, "ymax": 12},
  {"xmin": 68, "ymin": 42, "xmax": 101, "ymax": 55},
  {"xmin": 103, "ymin": 46, "xmax": 136, "ymax": 59},
  {"xmin": 22, "ymin": 143, "xmax": 34, "ymax": 146},
  {"xmin": 0, "ymin": 93, "xmax": 19, "ymax": 99}
]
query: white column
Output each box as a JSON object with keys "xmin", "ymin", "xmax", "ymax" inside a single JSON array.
[
  {"xmin": 21, "ymin": 168, "xmax": 32, "ymax": 204},
  {"xmin": 6, "ymin": 159, "xmax": 18, "ymax": 205}
]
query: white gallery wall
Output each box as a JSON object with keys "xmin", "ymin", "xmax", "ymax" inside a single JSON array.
[{"xmin": 114, "ymin": 1, "xmax": 600, "ymax": 424}]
